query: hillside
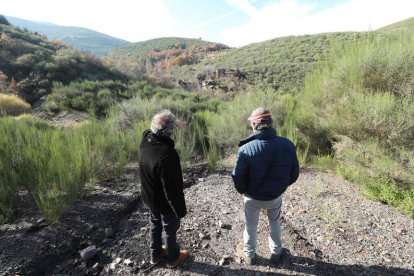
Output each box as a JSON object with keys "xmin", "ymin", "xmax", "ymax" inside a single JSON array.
[
  {"xmin": 105, "ymin": 32, "xmax": 365, "ymax": 94},
  {"xmin": 0, "ymin": 21, "xmax": 126, "ymax": 103},
  {"xmin": 377, "ymin": 16, "xmax": 414, "ymax": 34},
  {"xmin": 6, "ymin": 16, "xmax": 131, "ymax": 56},
  {"xmin": 104, "ymin": 37, "xmax": 230, "ymax": 79},
  {"xmin": 295, "ymin": 20, "xmax": 414, "ymax": 217},
  {"xmin": 109, "ymin": 37, "xmax": 227, "ymax": 55},
  {"xmin": 202, "ymin": 32, "xmax": 364, "ymax": 92}
]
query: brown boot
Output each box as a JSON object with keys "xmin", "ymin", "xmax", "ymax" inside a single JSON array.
[
  {"xmin": 150, "ymin": 245, "xmax": 168, "ymax": 265},
  {"xmin": 166, "ymin": 249, "xmax": 189, "ymax": 268}
]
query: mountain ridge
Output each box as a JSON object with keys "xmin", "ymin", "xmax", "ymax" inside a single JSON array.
[
  {"xmin": 6, "ymin": 16, "xmax": 131, "ymax": 56},
  {"xmin": 104, "ymin": 32, "xmax": 364, "ymax": 94},
  {"xmin": 104, "ymin": 16, "xmax": 414, "ymax": 94}
]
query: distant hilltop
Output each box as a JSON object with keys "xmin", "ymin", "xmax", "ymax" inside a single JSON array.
[{"xmin": 5, "ymin": 15, "xmax": 131, "ymax": 56}]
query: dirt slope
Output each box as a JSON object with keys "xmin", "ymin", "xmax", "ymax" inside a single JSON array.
[{"xmin": 1, "ymin": 164, "xmax": 413, "ymax": 275}]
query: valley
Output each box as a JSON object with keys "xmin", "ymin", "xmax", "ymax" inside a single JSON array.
[{"xmin": 1, "ymin": 14, "xmax": 414, "ymax": 275}]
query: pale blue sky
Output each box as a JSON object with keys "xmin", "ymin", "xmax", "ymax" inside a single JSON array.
[
  {"xmin": 2, "ymin": 0, "xmax": 413, "ymax": 46},
  {"xmin": 163, "ymin": 0, "xmax": 351, "ymax": 43}
]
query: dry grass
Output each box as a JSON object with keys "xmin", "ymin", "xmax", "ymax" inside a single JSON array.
[{"xmin": 0, "ymin": 93, "xmax": 31, "ymax": 116}]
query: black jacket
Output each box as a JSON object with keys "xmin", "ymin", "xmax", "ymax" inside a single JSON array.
[{"xmin": 138, "ymin": 130, "xmax": 187, "ymax": 218}]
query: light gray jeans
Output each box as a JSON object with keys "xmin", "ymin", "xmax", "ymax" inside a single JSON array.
[{"xmin": 243, "ymin": 195, "xmax": 283, "ymax": 257}]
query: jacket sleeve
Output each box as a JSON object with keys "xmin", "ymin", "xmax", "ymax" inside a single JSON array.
[
  {"xmin": 159, "ymin": 151, "xmax": 187, "ymax": 218},
  {"xmin": 289, "ymin": 146, "xmax": 300, "ymax": 185},
  {"xmin": 231, "ymin": 149, "xmax": 249, "ymax": 194}
]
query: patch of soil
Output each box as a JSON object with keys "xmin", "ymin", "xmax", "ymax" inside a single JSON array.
[
  {"xmin": 50, "ymin": 111, "xmax": 90, "ymax": 127},
  {"xmin": 0, "ymin": 164, "xmax": 140, "ymax": 276}
]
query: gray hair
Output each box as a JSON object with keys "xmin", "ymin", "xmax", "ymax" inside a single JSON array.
[{"xmin": 150, "ymin": 110, "xmax": 177, "ymax": 137}]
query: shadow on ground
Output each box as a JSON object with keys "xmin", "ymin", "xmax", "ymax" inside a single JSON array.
[{"xmin": 144, "ymin": 252, "xmax": 413, "ymax": 276}]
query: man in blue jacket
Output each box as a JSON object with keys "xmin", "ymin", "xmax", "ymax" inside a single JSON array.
[{"xmin": 232, "ymin": 107, "xmax": 299, "ymax": 265}]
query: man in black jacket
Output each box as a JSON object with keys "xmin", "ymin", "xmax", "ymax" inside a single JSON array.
[{"xmin": 138, "ymin": 110, "xmax": 189, "ymax": 268}]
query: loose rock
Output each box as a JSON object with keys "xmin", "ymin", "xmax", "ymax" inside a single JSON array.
[
  {"xmin": 109, "ymin": 263, "xmax": 116, "ymax": 270},
  {"xmin": 80, "ymin": 246, "xmax": 98, "ymax": 263},
  {"xmin": 218, "ymin": 220, "xmax": 232, "ymax": 230},
  {"xmin": 123, "ymin": 259, "xmax": 133, "ymax": 266}
]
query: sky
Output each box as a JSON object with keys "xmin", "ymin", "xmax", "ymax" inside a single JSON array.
[{"xmin": 2, "ymin": 0, "xmax": 413, "ymax": 47}]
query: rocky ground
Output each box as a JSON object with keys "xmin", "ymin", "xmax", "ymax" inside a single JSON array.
[{"xmin": 1, "ymin": 163, "xmax": 413, "ymax": 276}]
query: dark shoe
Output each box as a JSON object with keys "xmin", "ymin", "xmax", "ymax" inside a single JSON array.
[
  {"xmin": 166, "ymin": 249, "xmax": 189, "ymax": 268},
  {"xmin": 269, "ymin": 252, "xmax": 282, "ymax": 265},
  {"xmin": 236, "ymin": 243, "xmax": 255, "ymax": 265},
  {"xmin": 150, "ymin": 245, "xmax": 168, "ymax": 265},
  {"xmin": 270, "ymin": 248, "xmax": 290, "ymax": 266}
]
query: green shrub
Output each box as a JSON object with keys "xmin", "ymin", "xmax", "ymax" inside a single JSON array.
[
  {"xmin": 297, "ymin": 30, "xmax": 414, "ymax": 217},
  {"xmin": 361, "ymin": 47, "xmax": 414, "ymax": 96},
  {"xmin": 43, "ymin": 80, "xmax": 219, "ymax": 116},
  {"xmin": 311, "ymin": 155, "xmax": 336, "ymax": 172},
  {"xmin": 43, "ymin": 80, "xmax": 130, "ymax": 115},
  {"xmin": 15, "ymin": 114, "xmax": 55, "ymax": 132}
]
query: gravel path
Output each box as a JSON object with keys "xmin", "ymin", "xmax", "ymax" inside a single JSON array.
[
  {"xmin": 1, "ymin": 165, "xmax": 413, "ymax": 275},
  {"xmin": 90, "ymin": 167, "xmax": 414, "ymax": 275},
  {"xmin": 284, "ymin": 168, "xmax": 414, "ymax": 272}
]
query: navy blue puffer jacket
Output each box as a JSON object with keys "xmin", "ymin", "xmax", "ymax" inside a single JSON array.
[{"xmin": 232, "ymin": 128, "xmax": 299, "ymax": 200}]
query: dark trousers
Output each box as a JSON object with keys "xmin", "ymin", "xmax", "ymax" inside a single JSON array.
[{"xmin": 149, "ymin": 210, "xmax": 180, "ymax": 262}]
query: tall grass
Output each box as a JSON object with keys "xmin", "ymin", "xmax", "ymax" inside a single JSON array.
[
  {"xmin": 1, "ymin": 90, "xmax": 211, "ymax": 222},
  {"xmin": 0, "ymin": 115, "xmax": 145, "ymax": 223},
  {"xmin": 297, "ymin": 31, "xmax": 414, "ymax": 217},
  {"xmin": 0, "ymin": 83, "xmax": 311, "ymax": 222},
  {"xmin": 197, "ymin": 90, "xmax": 309, "ymax": 168},
  {"xmin": 106, "ymin": 93, "xmax": 218, "ymax": 167},
  {"xmin": 278, "ymin": 94, "xmax": 310, "ymax": 166},
  {"xmin": 106, "ymin": 89, "xmax": 308, "ymax": 172},
  {"xmin": 175, "ymin": 123, "xmax": 197, "ymax": 169},
  {"xmin": 190, "ymin": 113, "xmax": 221, "ymax": 170}
]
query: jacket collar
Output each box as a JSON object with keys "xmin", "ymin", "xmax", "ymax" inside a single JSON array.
[
  {"xmin": 144, "ymin": 129, "xmax": 175, "ymax": 148},
  {"xmin": 238, "ymin": 127, "xmax": 277, "ymax": 147}
]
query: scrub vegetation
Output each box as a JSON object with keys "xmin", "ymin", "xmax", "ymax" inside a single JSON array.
[
  {"xmin": 1, "ymin": 16, "xmax": 413, "ymax": 222},
  {"xmin": 295, "ymin": 29, "xmax": 414, "ymax": 217}
]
